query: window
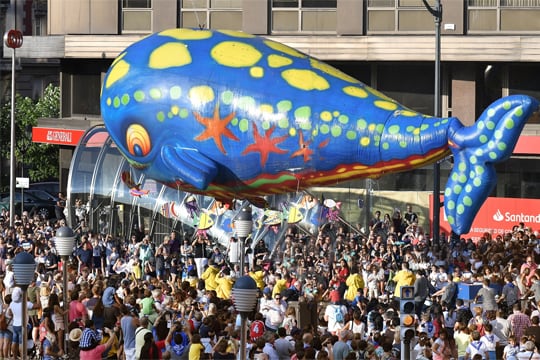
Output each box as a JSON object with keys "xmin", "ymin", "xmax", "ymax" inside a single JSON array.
[
  {"xmin": 272, "ymin": 0, "xmax": 337, "ymax": 33},
  {"xmin": 180, "ymin": 0, "xmax": 242, "ymax": 30},
  {"xmin": 122, "ymin": 0, "xmax": 152, "ymax": 33},
  {"xmin": 367, "ymin": 0, "xmax": 436, "ymax": 33},
  {"xmin": 72, "ymin": 74, "xmax": 101, "ymax": 116},
  {"xmin": 468, "ymin": 0, "xmax": 540, "ymax": 32}
]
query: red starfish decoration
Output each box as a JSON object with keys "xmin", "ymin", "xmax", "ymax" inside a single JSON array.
[
  {"xmin": 242, "ymin": 124, "xmax": 288, "ymax": 167},
  {"xmin": 290, "ymin": 131, "xmax": 313, "ymax": 162},
  {"xmin": 194, "ymin": 104, "xmax": 238, "ymax": 154}
]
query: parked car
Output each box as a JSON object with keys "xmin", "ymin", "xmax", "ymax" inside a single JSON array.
[
  {"xmin": 0, "ymin": 191, "xmax": 57, "ymax": 219},
  {"xmin": 26, "ymin": 189, "xmax": 59, "ymax": 202},
  {"xmin": 29, "ymin": 181, "xmax": 60, "ymax": 199}
]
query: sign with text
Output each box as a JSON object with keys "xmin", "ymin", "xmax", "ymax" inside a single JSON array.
[
  {"xmin": 430, "ymin": 195, "xmax": 540, "ymax": 241},
  {"xmin": 32, "ymin": 127, "xmax": 85, "ymax": 146},
  {"xmin": 16, "ymin": 177, "xmax": 29, "ymax": 188}
]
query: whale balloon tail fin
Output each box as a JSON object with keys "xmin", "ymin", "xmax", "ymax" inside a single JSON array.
[{"xmin": 445, "ymin": 95, "xmax": 540, "ymax": 235}]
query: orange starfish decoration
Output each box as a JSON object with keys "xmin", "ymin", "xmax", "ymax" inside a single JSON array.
[
  {"xmin": 194, "ymin": 104, "xmax": 238, "ymax": 154},
  {"xmin": 290, "ymin": 131, "xmax": 314, "ymax": 162},
  {"xmin": 242, "ymin": 124, "xmax": 288, "ymax": 167}
]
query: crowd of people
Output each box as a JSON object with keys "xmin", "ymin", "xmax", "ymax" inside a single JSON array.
[{"xmin": 0, "ymin": 204, "xmax": 539, "ymax": 360}]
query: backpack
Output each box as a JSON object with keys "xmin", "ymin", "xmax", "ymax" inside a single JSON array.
[{"xmin": 334, "ymin": 305, "xmax": 344, "ymax": 323}]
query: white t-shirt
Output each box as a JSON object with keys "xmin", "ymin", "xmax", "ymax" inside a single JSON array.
[
  {"xmin": 480, "ymin": 333, "xmax": 500, "ymax": 351},
  {"xmin": 324, "ymin": 304, "xmax": 347, "ymax": 333},
  {"xmin": 517, "ymin": 351, "xmax": 540, "ymax": 360},
  {"xmin": 9, "ymin": 301, "xmax": 34, "ymax": 327},
  {"xmin": 465, "ymin": 340, "xmax": 487, "ymax": 359}
]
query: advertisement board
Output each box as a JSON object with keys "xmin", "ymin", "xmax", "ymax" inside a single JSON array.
[
  {"xmin": 430, "ymin": 195, "xmax": 540, "ymax": 241},
  {"xmin": 32, "ymin": 127, "xmax": 85, "ymax": 146}
]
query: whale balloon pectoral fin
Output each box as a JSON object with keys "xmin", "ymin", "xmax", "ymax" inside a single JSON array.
[
  {"xmin": 445, "ymin": 95, "xmax": 540, "ymax": 235},
  {"xmin": 162, "ymin": 146, "xmax": 218, "ymax": 190},
  {"xmin": 246, "ymin": 195, "xmax": 269, "ymax": 209}
]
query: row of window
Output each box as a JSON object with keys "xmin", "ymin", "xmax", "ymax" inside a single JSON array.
[
  {"xmin": 121, "ymin": 0, "xmax": 540, "ymax": 33},
  {"xmin": 122, "ymin": 0, "xmax": 540, "ymax": 9}
]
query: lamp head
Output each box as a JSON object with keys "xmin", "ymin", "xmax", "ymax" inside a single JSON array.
[
  {"xmin": 234, "ymin": 206, "xmax": 253, "ymax": 238},
  {"xmin": 12, "ymin": 251, "xmax": 36, "ymax": 287}
]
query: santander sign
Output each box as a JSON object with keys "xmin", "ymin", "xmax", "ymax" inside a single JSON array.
[{"xmin": 430, "ymin": 196, "xmax": 540, "ymax": 241}]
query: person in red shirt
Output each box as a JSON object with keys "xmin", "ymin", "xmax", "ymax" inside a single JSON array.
[
  {"xmin": 69, "ymin": 290, "xmax": 89, "ymax": 323},
  {"xmin": 520, "ymin": 255, "xmax": 538, "ymax": 287}
]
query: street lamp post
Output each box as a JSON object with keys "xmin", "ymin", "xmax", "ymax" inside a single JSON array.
[
  {"xmin": 3, "ymin": 29, "xmax": 23, "ymax": 227},
  {"xmin": 423, "ymin": 0, "xmax": 443, "ymax": 247},
  {"xmin": 12, "ymin": 251, "xmax": 37, "ymax": 360},
  {"xmin": 231, "ymin": 275, "xmax": 259, "ymax": 360},
  {"xmin": 234, "ymin": 206, "xmax": 253, "ymax": 276},
  {"xmin": 54, "ymin": 226, "xmax": 76, "ymax": 356}
]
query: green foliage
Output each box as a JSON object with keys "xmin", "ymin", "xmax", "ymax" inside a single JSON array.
[{"xmin": 0, "ymin": 84, "xmax": 60, "ymax": 188}]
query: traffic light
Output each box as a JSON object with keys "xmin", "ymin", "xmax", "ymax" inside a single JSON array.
[{"xmin": 399, "ymin": 285, "xmax": 415, "ymax": 341}]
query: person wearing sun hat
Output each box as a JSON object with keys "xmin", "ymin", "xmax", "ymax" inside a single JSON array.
[{"xmin": 69, "ymin": 328, "xmax": 83, "ymax": 343}]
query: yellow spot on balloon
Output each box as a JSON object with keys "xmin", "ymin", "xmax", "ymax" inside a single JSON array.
[
  {"xmin": 149, "ymin": 43, "xmax": 192, "ymax": 69},
  {"xmin": 289, "ymin": 128, "xmax": 297, "ymax": 136},
  {"xmin": 111, "ymin": 51, "xmax": 127, "ymax": 67},
  {"xmin": 413, "ymin": 128, "xmax": 420, "ymax": 135},
  {"xmin": 365, "ymin": 87, "xmax": 394, "ymax": 102},
  {"xmin": 260, "ymin": 104, "xmax": 274, "ymax": 114},
  {"xmin": 211, "ymin": 42, "xmax": 262, "ymax": 68},
  {"xmin": 158, "ymin": 28, "xmax": 212, "ymax": 40},
  {"xmin": 368, "ymin": 124, "xmax": 376, "ymax": 132},
  {"xmin": 281, "ymin": 69, "xmax": 329, "ymax": 91},
  {"xmin": 250, "ymin": 66, "xmax": 264, "ymax": 78},
  {"xmin": 400, "ymin": 110, "xmax": 418, "ymax": 117},
  {"xmin": 106, "ymin": 97, "xmax": 112, "ymax": 106},
  {"xmin": 374, "ymin": 100, "xmax": 398, "ymax": 111},
  {"xmin": 189, "ymin": 86, "xmax": 215, "ymax": 105},
  {"xmin": 217, "ymin": 30, "xmax": 255, "ymax": 38},
  {"xmin": 267, "ymin": 54, "xmax": 293, "ymax": 68},
  {"xmin": 321, "ymin": 111, "xmax": 332, "ymax": 122},
  {"xmin": 343, "ymin": 86, "xmax": 368, "ymax": 98},
  {"xmin": 360, "ymin": 137, "xmax": 370, "ymax": 146},
  {"xmin": 171, "ymin": 106, "xmax": 179, "ymax": 115},
  {"xmin": 310, "ymin": 59, "xmax": 358, "ymax": 83},
  {"xmin": 264, "ymin": 40, "xmax": 306, "ymax": 58},
  {"xmin": 105, "ymin": 59, "xmax": 130, "ymax": 89}
]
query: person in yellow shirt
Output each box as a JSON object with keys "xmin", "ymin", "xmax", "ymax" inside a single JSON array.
[
  {"xmin": 249, "ymin": 265, "xmax": 266, "ymax": 290},
  {"xmin": 272, "ymin": 273, "xmax": 288, "ymax": 298},
  {"xmin": 189, "ymin": 334, "xmax": 205, "ymax": 360},
  {"xmin": 201, "ymin": 259, "xmax": 220, "ymax": 291},
  {"xmin": 215, "ymin": 268, "xmax": 234, "ymax": 300},
  {"xmin": 344, "ymin": 268, "xmax": 365, "ymax": 302},
  {"xmin": 392, "ymin": 262, "xmax": 416, "ymax": 301}
]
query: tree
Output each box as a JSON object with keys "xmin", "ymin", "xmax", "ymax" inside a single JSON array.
[{"xmin": 0, "ymin": 84, "xmax": 60, "ymax": 190}]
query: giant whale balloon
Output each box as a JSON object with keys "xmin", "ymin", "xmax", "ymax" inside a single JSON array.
[{"xmin": 100, "ymin": 28, "xmax": 539, "ymax": 235}]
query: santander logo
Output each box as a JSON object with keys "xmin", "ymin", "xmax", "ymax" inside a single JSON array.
[{"xmin": 493, "ymin": 209, "xmax": 504, "ymax": 222}]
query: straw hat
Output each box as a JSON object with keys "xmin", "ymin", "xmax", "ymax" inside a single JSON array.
[{"xmin": 69, "ymin": 328, "xmax": 82, "ymax": 343}]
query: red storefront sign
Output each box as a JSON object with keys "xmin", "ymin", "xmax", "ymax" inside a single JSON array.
[
  {"xmin": 430, "ymin": 195, "xmax": 540, "ymax": 241},
  {"xmin": 32, "ymin": 127, "xmax": 85, "ymax": 146}
]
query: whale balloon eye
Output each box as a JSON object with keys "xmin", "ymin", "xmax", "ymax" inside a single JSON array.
[{"xmin": 126, "ymin": 124, "xmax": 151, "ymax": 157}]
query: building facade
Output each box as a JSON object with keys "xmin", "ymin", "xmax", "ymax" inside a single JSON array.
[{"xmin": 2, "ymin": 0, "xmax": 540, "ymax": 238}]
